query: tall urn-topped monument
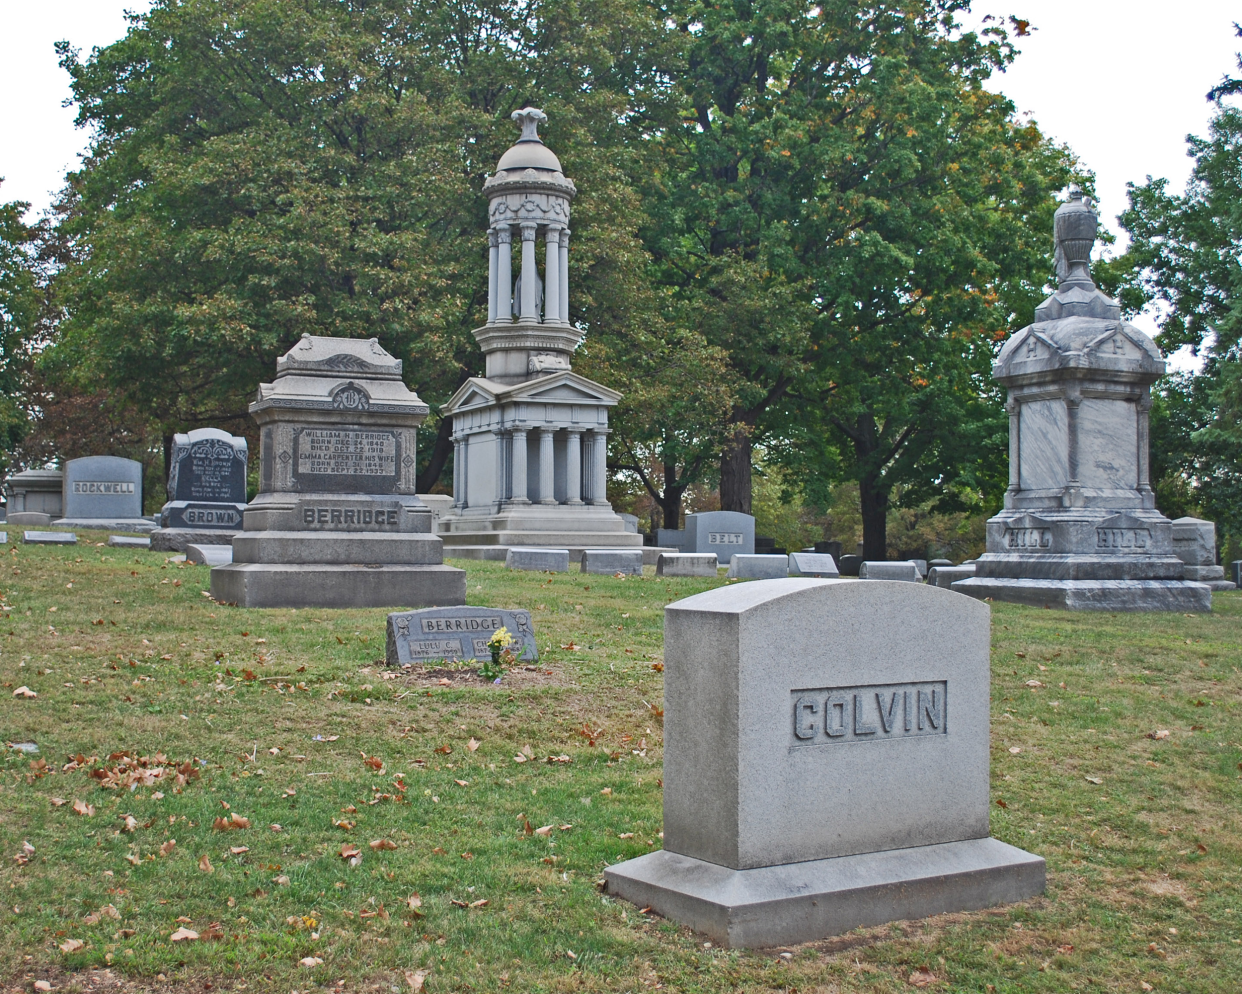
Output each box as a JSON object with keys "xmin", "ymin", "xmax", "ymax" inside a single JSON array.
[
  {"xmin": 209, "ymin": 335, "xmax": 465, "ymax": 608},
  {"xmin": 954, "ymin": 189, "xmax": 1211, "ymax": 611},
  {"xmin": 437, "ymin": 108, "xmax": 642, "ymax": 559}
]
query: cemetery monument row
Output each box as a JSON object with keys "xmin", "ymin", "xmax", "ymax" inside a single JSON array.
[
  {"xmin": 54, "ymin": 455, "xmax": 156, "ymax": 533},
  {"xmin": 605, "ymin": 578, "xmax": 1044, "ymax": 948},
  {"xmin": 150, "ymin": 428, "xmax": 249, "ymax": 552},
  {"xmin": 436, "ymin": 108, "xmax": 642, "ymax": 560},
  {"xmin": 209, "ymin": 334, "xmax": 465, "ymax": 608},
  {"xmin": 953, "ymin": 188, "xmax": 1212, "ymax": 612}
]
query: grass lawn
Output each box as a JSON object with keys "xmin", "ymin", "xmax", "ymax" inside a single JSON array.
[{"xmin": 1, "ymin": 528, "xmax": 1241, "ymax": 993}]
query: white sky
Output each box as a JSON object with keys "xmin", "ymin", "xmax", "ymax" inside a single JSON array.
[{"xmin": 0, "ymin": 1, "xmax": 1237, "ymax": 364}]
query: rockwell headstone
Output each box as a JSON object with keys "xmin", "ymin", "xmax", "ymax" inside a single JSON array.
[
  {"xmin": 952, "ymin": 189, "xmax": 1211, "ymax": 611},
  {"xmin": 151, "ymin": 429, "xmax": 250, "ymax": 552},
  {"xmin": 385, "ymin": 606, "xmax": 538, "ymax": 666},
  {"xmin": 604, "ymin": 579, "xmax": 1044, "ymax": 948},
  {"xmin": 54, "ymin": 457, "xmax": 155, "ymax": 532},
  {"xmin": 209, "ymin": 335, "xmax": 465, "ymax": 608}
]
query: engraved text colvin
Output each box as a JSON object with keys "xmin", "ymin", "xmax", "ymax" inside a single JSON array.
[{"xmin": 791, "ymin": 681, "xmax": 947, "ymax": 746}]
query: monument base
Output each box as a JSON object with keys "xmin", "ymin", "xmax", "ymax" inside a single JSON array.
[
  {"xmin": 150, "ymin": 528, "xmax": 240, "ymax": 553},
  {"xmin": 53, "ymin": 517, "xmax": 158, "ymax": 533},
  {"xmin": 604, "ymin": 838, "xmax": 1045, "ymax": 949},
  {"xmin": 951, "ymin": 576, "xmax": 1212, "ymax": 612},
  {"xmin": 209, "ymin": 563, "xmax": 466, "ymax": 609},
  {"xmin": 7, "ymin": 512, "xmax": 53, "ymax": 526}
]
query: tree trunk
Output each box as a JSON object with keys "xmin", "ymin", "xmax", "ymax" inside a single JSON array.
[
  {"xmin": 659, "ymin": 458, "xmax": 686, "ymax": 531},
  {"xmin": 719, "ymin": 419, "xmax": 752, "ymax": 514},
  {"xmin": 416, "ymin": 415, "xmax": 455, "ymax": 494},
  {"xmin": 859, "ymin": 472, "xmax": 888, "ymax": 561}
]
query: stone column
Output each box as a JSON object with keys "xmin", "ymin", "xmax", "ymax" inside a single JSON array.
[
  {"xmin": 1063, "ymin": 386, "xmax": 1082, "ymax": 508},
  {"xmin": 1005, "ymin": 397, "xmax": 1020, "ymax": 509},
  {"xmin": 538, "ymin": 427, "xmax": 556, "ymax": 504},
  {"xmin": 520, "ymin": 223, "xmax": 538, "ymax": 321},
  {"xmin": 509, "ymin": 428, "xmax": 530, "ymax": 504},
  {"xmin": 495, "ymin": 430, "xmax": 509, "ymax": 507},
  {"xmin": 495, "ymin": 225, "xmax": 512, "ymax": 321},
  {"xmin": 487, "ymin": 229, "xmax": 499, "ymax": 323},
  {"xmin": 559, "ymin": 227, "xmax": 570, "ymax": 324},
  {"xmin": 1137, "ymin": 392, "xmax": 1153, "ymax": 498},
  {"xmin": 588, "ymin": 429, "xmax": 608, "ymax": 504},
  {"xmin": 455, "ymin": 435, "xmax": 468, "ymax": 509},
  {"xmin": 565, "ymin": 428, "xmax": 584, "ymax": 505},
  {"xmin": 544, "ymin": 226, "xmax": 561, "ymax": 324}
]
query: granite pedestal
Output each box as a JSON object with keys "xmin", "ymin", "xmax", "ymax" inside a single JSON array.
[
  {"xmin": 209, "ymin": 335, "xmax": 465, "ymax": 609},
  {"xmin": 604, "ymin": 579, "xmax": 1043, "ymax": 946}
]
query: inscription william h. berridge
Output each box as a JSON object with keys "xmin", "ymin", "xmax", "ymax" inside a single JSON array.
[
  {"xmin": 791, "ymin": 681, "xmax": 947, "ymax": 745},
  {"xmin": 296, "ymin": 429, "xmax": 397, "ymax": 477}
]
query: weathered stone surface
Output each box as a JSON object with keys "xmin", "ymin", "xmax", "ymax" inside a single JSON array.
[
  {"xmin": 656, "ymin": 552, "xmax": 718, "ymax": 577},
  {"xmin": 8, "ymin": 512, "xmax": 51, "ymax": 526},
  {"xmin": 787, "ymin": 552, "xmax": 840, "ymax": 578},
  {"xmin": 0, "ymin": 531, "xmax": 6, "ymax": 544},
  {"xmin": 605, "ymin": 578, "xmax": 1041, "ymax": 946},
  {"xmin": 107, "ymin": 535, "xmax": 150, "ymax": 549},
  {"xmin": 151, "ymin": 529, "xmax": 242, "ymax": 553},
  {"xmin": 1171, "ymin": 517, "xmax": 1217, "ymax": 566},
  {"xmin": 838, "ymin": 554, "xmax": 862, "ymax": 577},
  {"xmin": 605, "ymin": 838, "xmax": 1045, "ymax": 949},
  {"xmin": 386, "ymin": 606, "xmax": 537, "ymax": 665},
  {"xmin": 725, "ymin": 554, "xmax": 789, "ymax": 580},
  {"xmin": 24, "ymin": 531, "xmax": 76, "ymax": 545},
  {"xmin": 167, "ymin": 428, "xmax": 248, "ymax": 504},
  {"xmin": 232, "ymin": 532, "xmax": 442, "ymax": 565},
  {"xmin": 928, "ymin": 564, "xmax": 975, "ymax": 589},
  {"xmin": 661, "ymin": 579, "xmax": 992, "ymax": 869},
  {"xmin": 504, "ymin": 547, "xmax": 569, "ymax": 572},
  {"xmin": 210, "ymin": 563, "xmax": 465, "ymax": 609},
  {"xmin": 187, "ymin": 544, "xmax": 233, "ymax": 566},
  {"xmin": 859, "ymin": 561, "xmax": 921, "ymax": 582},
  {"xmin": 1184, "ymin": 565, "xmax": 1225, "ymax": 581},
  {"xmin": 952, "ymin": 576, "xmax": 1213, "ymax": 611},
  {"xmin": 4, "ymin": 469, "xmax": 63, "ymax": 517},
  {"xmin": 581, "ymin": 548, "xmax": 643, "ymax": 575},
  {"xmin": 619, "ymin": 512, "xmax": 640, "ymax": 533},
  {"xmin": 910, "ymin": 559, "xmax": 928, "ymax": 577},
  {"xmin": 56, "ymin": 457, "xmax": 155, "ymax": 531}
]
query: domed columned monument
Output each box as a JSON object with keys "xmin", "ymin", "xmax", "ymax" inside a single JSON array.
[
  {"xmin": 437, "ymin": 108, "xmax": 642, "ymax": 559},
  {"xmin": 953, "ymin": 188, "xmax": 1212, "ymax": 611}
]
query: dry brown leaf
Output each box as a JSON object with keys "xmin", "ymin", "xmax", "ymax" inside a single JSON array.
[
  {"xmin": 159, "ymin": 840, "xmax": 176, "ymax": 857},
  {"xmin": 72, "ymin": 799, "xmax": 95, "ymax": 817},
  {"xmin": 370, "ymin": 839, "xmax": 398, "ymax": 851},
  {"xmin": 35, "ymin": 982, "xmax": 53, "ymax": 991},
  {"xmin": 364, "ymin": 755, "xmax": 385, "ymax": 769},
  {"xmin": 230, "ymin": 846, "xmax": 250, "ymax": 855},
  {"xmin": 300, "ymin": 957, "xmax": 323, "ymax": 968},
  {"xmin": 333, "ymin": 819, "xmax": 356, "ymax": 831},
  {"xmin": 468, "ymin": 899, "xmax": 488, "ymax": 908},
  {"xmin": 406, "ymin": 893, "xmax": 422, "ymax": 910},
  {"xmin": 170, "ymin": 927, "xmax": 198, "ymax": 942},
  {"xmin": 273, "ymin": 874, "xmax": 291, "ymax": 886},
  {"xmin": 120, "ymin": 815, "xmax": 138, "ymax": 833},
  {"xmin": 404, "ymin": 969, "xmax": 429, "ymax": 992},
  {"xmin": 124, "ymin": 853, "xmax": 140, "ymax": 866},
  {"xmin": 1148, "ymin": 729, "xmax": 1171, "ymax": 740},
  {"xmin": 175, "ymin": 916, "xmax": 193, "ymax": 924},
  {"xmin": 1085, "ymin": 776, "xmax": 1104, "ymax": 785},
  {"xmin": 58, "ymin": 939, "xmax": 85, "ymax": 953},
  {"xmin": 339, "ymin": 844, "xmax": 361, "ymax": 860},
  {"xmin": 198, "ymin": 855, "xmax": 214, "ymax": 874},
  {"xmin": 100, "ymin": 904, "xmax": 120, "ymax": 920},
  {"xmin": 908, "ymin": 968, "xmax": 936, "ymax": 987},
  {"xmin": 12, "ymin": 686, "xmax": 37, "ymax": 698},
  {"xmin": 534, "ymin": 825, "xmax": 553, "ymax": 837},
  {"xmin": 467, "ymin": 738, "xmax": 481, "ymax": 752},
  {"xmin": 50, "ymin": 798, "xmax": 68, "ymax": 807}
]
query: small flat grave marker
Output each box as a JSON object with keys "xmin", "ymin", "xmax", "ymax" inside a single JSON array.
[{"xmin": 386, "ymin": 606, "xmax": 538, "ymax": 666}]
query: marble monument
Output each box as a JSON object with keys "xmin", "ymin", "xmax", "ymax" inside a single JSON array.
[
  {"xmin": 150, "ymin": 428, "xmax": 249, "ymax": 552},
  {"xmin": 54, "ymin": 456, "xmax": 156, "ymax": 532},
  {"xmin": 209, "ymin": 335, "xmax": 465, "ymax": 608},
  {"xmin": 953, "ymin": 189, "xmax": 1212, "ymax": 611},
  {"xmin": 437, "ymin": 108, "xmax": 642, "ymax": 560}
]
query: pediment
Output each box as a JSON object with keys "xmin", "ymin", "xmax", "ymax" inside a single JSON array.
[
  {"xmin": 443, "ymin": 378, "xmax": 500, "ymax": 414},
  {"xmin": 501, "ymin": 371, "xmax": 622, "ymax": 405}
]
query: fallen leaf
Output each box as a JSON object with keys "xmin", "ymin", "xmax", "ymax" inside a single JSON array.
[
  {"xmin": 1057, "ymin": 944, "xmax": 1074, "ymax": 953},
  {"xmin": 333, "ymin": 819, "xmax": 356, "ymax": 831},
  {"xmin": 433, "ymin": 744, "xmax": 451, "ymax": 756},
  {"xmin": 176, "ymin": 916, "xmax": 193, "ymax": 924},
  {"xmin": 1085, "ymin": 777, "xmax": 1104, "ymax": 785},
  {"xmin": 404, "ymin": 969, "xmax": 429, "ymax": 992},
  {"xmin": 72, "ymin": 799, "xmax": 95, "ymax": 817},
  {"xmin": 454, "ymin": 779, "xmax": 469, "ymax": 787},
  {"xmin": 1008, "ymin": 747, "xmax": 1022, "ymax": 755},
  {"xmin": 1025, "ymin": 679, "xmax": 1043, "ymax": 688},
  {"xmin": 600, "ymin": 787, "xmax": 612, "ymax": 796},
  {"xmin": 1197, "ymin": 843, "xmax": 1208, "ymax": 854},
  {"xmin": 513, "ymin": 754, "xmax": 527, "ymax": 764},
  {"xmin": 1148, "ymin": 729, "xmax": 1171, "ymax": 740},
  {"xmin": 12, "ymin": 686, "xmax": 37, "ymax": 698},
  {"xmin": 650, "ymin": 662, "xmax": 664, "ymax": 672},
  {"xmin": 996, "ymin": 799, "xmax": 1008, "ymax": 809},
  {"xmin": 230, "ymin": 845, "xmax": 250, "ymax": 855},
  {"xmin": 370, "ymin": 839, "xmax": 398, "ymax": 851},
  {"xmin": 170, "ymin": 927, "xmax": 198, "ymax": 942},
  {"xmin": 299, "ymin": 957, "xmax": 323, "ymax": 968},
  {"xmin": 364, "ymin": 755, "xmax": 385, "ymax": 769},
  {"xmin": 406, "ymin": 893, "xmax": 422, "ymax": 910},
  {"xmin": 467, "ymin": 738, "xmax": 481, "ymax": 752},
  {"xmin": 198, "ymin": 855, "xmax": 214, "ymax": 873},
  {"xmin": 339, "ymin": 844, "xmax": 361, "ymax": 860},
  {"xmin": 100, "ymin": 904, "xmax": 120, "ymax": 920},
  {"xmin": 50, "ymin": 798, "xmax": 68, "ymax": 807},
  {"xmin": 1141, "ymin": 984, "xmax": 1154, "ymax": 992},
  {"xmin": 618, "ymin": 832, "xmax": 634, "ymax": 839},
  {"xmin": 535, "ymin": 825, "xmax": 553, "ymax": 837},
  {"xmin": 124, "ymin": 853, "xmax": 140, "ymax": 866},
  {"xmin": 469, "ymin": 899, "xmax": 488, "ymax": 908},
  {"xmin": 273, "ymin": 874, "xmax": 290, "ymax": 886},
  {"xmin": 59, "ymin": 938, "xmax": 86, "ymax": 953},
  {"xmin": 450, "ymin": 899, "xmax": 468, "ymax": 908},
  {"xmin": 120, "ymin": 814, "xmax": 138, "ymax": 833},
  {"xmin": 34, "ymin": 983, "xmax": 52, "ymax": 992},
  {"xmin": 908, "ymin": 967, "xmax": 936, "ymax": 987}
]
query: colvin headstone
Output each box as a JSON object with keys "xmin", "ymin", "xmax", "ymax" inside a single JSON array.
[
  {"xmin": 385, "ymin": 606, "xmax": 537, "ymax": 666},
  {"xmin": 151, "ymin": 428, "xmax": 250, "ymax": 552},
  {"xmin": 604, "ymin": 578, "xmax": 1044, "ymax": 948}
]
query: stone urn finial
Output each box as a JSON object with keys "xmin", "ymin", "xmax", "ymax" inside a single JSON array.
[
  {"xmin": 511, "ymin": 107, "xmax": 548, "ymax": 143},
  {"xmin": 1053, "ymin": 185, "xmax": 1098, "ymax": 290}
]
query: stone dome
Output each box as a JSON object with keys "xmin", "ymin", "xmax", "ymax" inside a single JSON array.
[{"xmin": 494, "ymin": 107, "xmax": 564, "ymax": 174}]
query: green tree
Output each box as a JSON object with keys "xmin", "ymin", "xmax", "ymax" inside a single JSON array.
[
  {"xmin": 641, "ymin": 2, "xmax": 1075, "ymax": 555},
  {"xmin": 1117, "ymin": 26, "xmax": 1242, "ymax": 548},
  {"xmin": 48, "ymin": 0, "xmax": 664, "ymax": 491},
  {"xmin": 0, "ymin": 189, "xmax": 42, "ymax": 474}
]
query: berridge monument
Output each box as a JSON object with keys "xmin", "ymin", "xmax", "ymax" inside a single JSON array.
[
  {"xmin": 436, "ymin": 108, "xmax": 642, "ymax": 560},
  {"xmin": 953, "ymin": 188, "xmax": 1211, "ymax": 611}
]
